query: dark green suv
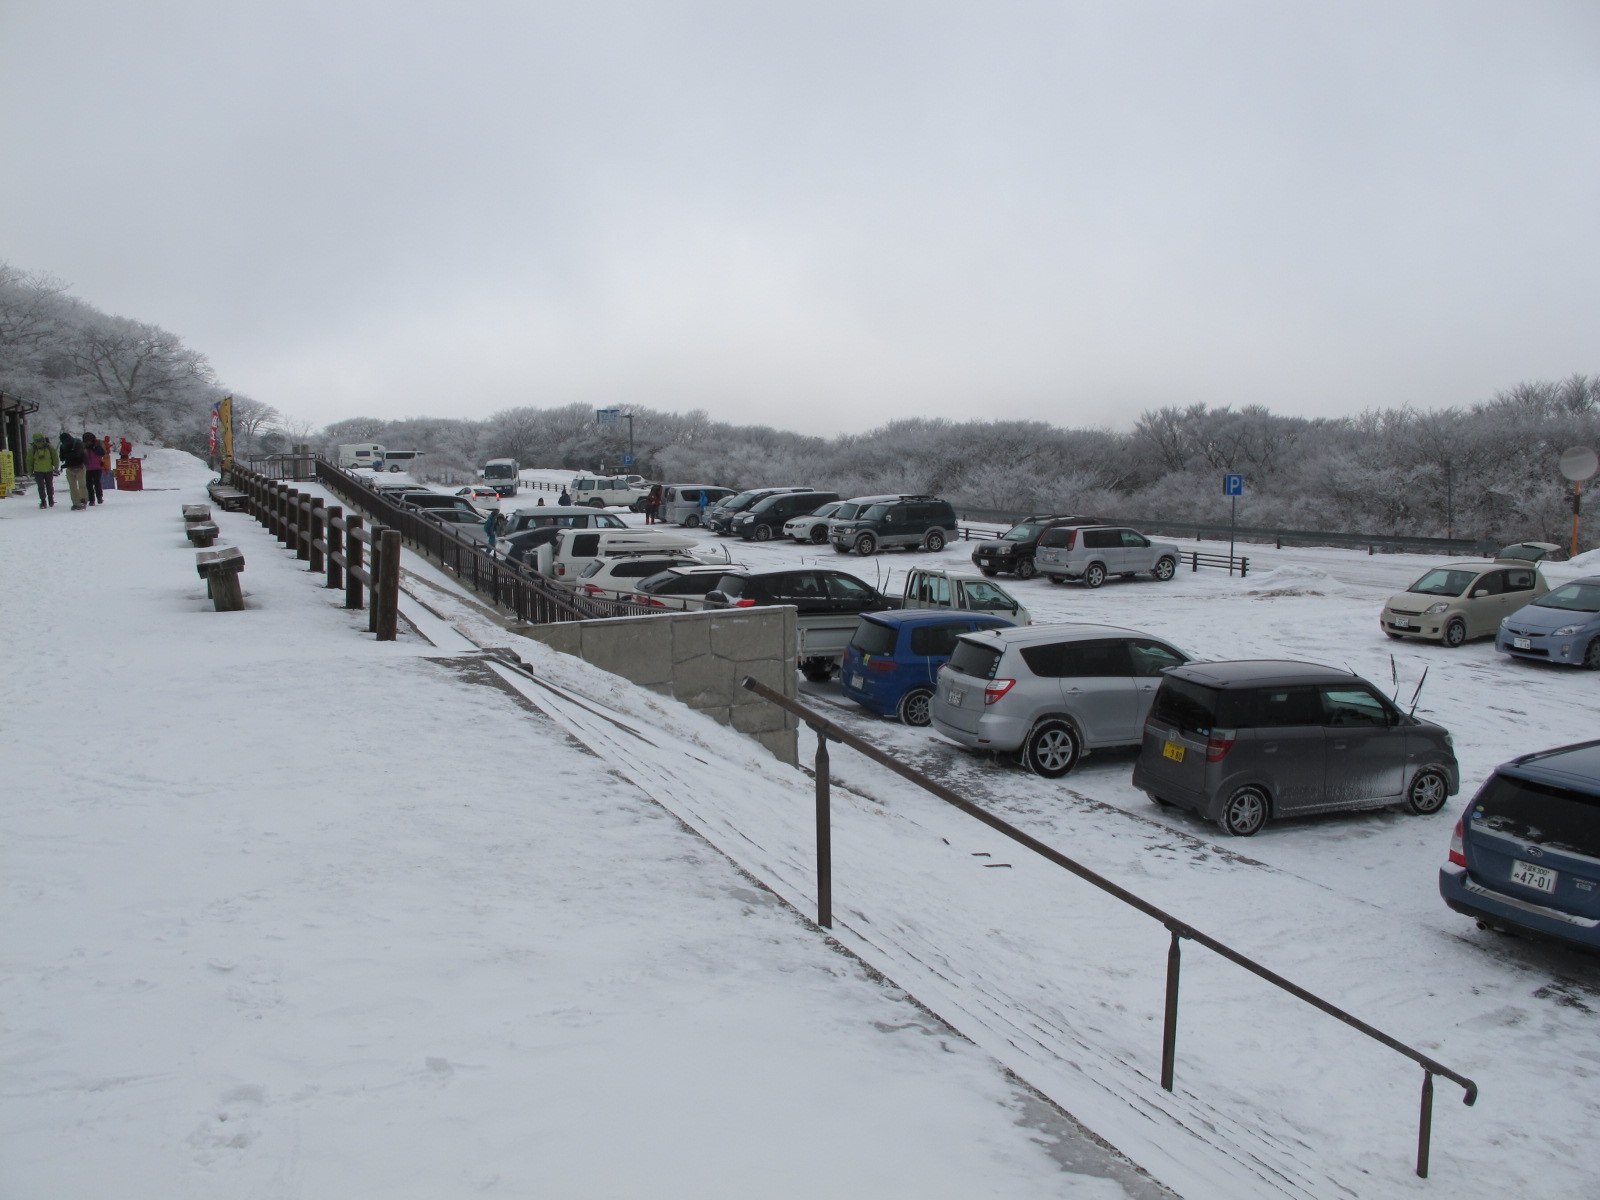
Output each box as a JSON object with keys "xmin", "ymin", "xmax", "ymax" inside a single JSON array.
[{"xmin": 830, "ymin": 495, "xmax": 957, "ymax": 556}]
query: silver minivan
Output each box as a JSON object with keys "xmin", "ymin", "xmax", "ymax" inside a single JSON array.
[
  {"xmin": 929, "ymin": 624, "xmax": 1189, "ymax": 777},
  {"xmin": 1035, "ymin": 525, "xmax": 1179, "ymax": 588},
  {"xmin": 661, "ymin": 485, "xmax": 736, "ymax": 527},
  {"xmin": 1132, "ymin": 660, "xmax": 1459, "ymax": 836}
]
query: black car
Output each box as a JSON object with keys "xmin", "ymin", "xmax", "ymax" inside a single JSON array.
[
  {"xmin": 706, "ymin": 487, "xmax": 813, "ymax": 535},
  {"xmin": 970, "ymin": 515, "xmax": 1100, "ymax": 580},
  {"xmin": 703, "ymin": 568, "xmax": 898, "ymax": 616},
  {"xmin": 732, "ymin": 490, "xmax": 839, "ymax": 542}
]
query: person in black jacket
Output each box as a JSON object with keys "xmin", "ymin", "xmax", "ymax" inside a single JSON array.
[{"xmin": 60, "ymin": 435, "xmax": 89, "ymax": 510}]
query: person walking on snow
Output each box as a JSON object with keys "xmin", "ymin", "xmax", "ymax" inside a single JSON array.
[
  {"xmin": 81, "ymin": 433, "xmax": 106, "ymax": 506},
  {"xmin": 558, "ymin": 487, "xmax": 571, "ymax": 506},
  {"xmin": 481, "ymin": 497, "xmax": 500, "ymax": 556},
  {"xmin": 26, "ymin": 433, "xmax": 58, "ymax": 508},
  {"xmin": 60, "ymin": 435, "xmax": 88, "ymax": 510}
]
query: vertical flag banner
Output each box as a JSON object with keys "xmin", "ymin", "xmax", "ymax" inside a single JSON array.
[
  {"xmin": 209, "ymin": 400, "xmax": 221, "ymax": 456},
  {"xmin": 219, "ymin": 396, "xmax": 234, "ymax": 463}
]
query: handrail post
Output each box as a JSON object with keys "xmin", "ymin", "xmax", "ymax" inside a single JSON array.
[
  {"xmin": 1161, "ymin": 927, "xmax": 1182, "ymax": 1091},
  {"xmin": 375, "ymin": 529, "xmax": 401, "ymax": 641},
  {"xmin": 346, "ymin": 515, "xmax": 365, "ymax": 609},
  {"xmin": 814, "ymin": 726, "xmax": 832, "ymax": 929},
  {"xmin": 368, "ymin": 531, "xmax": 383, "ymax": 633},
  {"xmin": 1416, "ymin": 1070, "xmax": 1434, "ymax": 1178},
  {"xmin": 325, "ymin": 505, "xmax": 344, "ymax": 589},
  {"xmin": 308, "ymin": 501, "xmax": 324, "ymax": 573}
]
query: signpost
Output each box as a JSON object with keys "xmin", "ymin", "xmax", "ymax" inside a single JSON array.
[
  {"xmin": 1223, "ymin": 474, "xmax": 1244, "ymax": 569},
  {"xmin": 595, "ymin": 408, "xmax": 635, "ymax": 474},
  {"xmin": 1559, "ymin": 446, "xmax": 1598, "ymax": 558}
]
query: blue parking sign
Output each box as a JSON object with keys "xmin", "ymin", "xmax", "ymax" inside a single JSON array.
[
  {"xmin": 622, "ymin": 454, "xmax": 634, "ymax": 467},
  {"xmin": 1224, "ymin": 473, "xmax": 1244, "ymax": 496}
]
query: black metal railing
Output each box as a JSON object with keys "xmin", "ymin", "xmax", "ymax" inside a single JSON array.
[{"xmin": 738, "ymin": 676, "xmax": 1477, "ymax": 1180}]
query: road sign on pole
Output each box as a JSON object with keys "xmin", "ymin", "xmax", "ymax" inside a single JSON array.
[
  {"xmin": 596, "ymin": 408, "xmax": 620, "ymax": 425},
  {"xmin": 1223, "ymin": 473, "xmax": 1244, "ymax": 496},
  {"xmin": 622, "ymin": 454, "xmax": 634, "ymax": 467},
  {"xmin": 1223, "ymin": 475, "xmax": 1243, "ymax": 572}
]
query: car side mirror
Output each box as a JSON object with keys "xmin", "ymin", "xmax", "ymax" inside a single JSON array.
[{"xmin": 1472, "ymin": 588, "xmax": 1487, "ymax": 598}]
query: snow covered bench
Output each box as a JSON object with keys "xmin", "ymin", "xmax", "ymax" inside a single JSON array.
[
  {"xmin": 206, "ymin": 482, "xmax": 248, "ymax": 513},
  {"xmin": 196, "ymin": 546, "xmax": 246, "ymax": 612},
  {"xmin": 182, "ymin": 503, "xmax": 212, "ymax": 523},
  {"xmin": 185, "ymin": 521, "xmax": 220, "ymax": 548}
]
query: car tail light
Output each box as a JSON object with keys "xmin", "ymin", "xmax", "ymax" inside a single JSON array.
[
  {"xmin": 556, "ymin": 564, "xmax": 566, "ymax": 576},
  {"xmin": 1448, "ymin": 820, "xmax": 1466, "ymax": 867},
  {"xmin": 868, "ymin": 659, "xmax": 897, "ymax": 673},
  {"xmin": 1205, "ymin": 730, "xmax": 1236, "ymax": 762},
  {"xmin": 734, "ymin": 598, "xmax": 758, "ymax": 607},
  {"xmin": 983, "ymin": 679, "xmax": 1015, "ymax": 704},
  {"xmin": 582, "ymin": 584, "xmax": 604, "ymax": 596}
]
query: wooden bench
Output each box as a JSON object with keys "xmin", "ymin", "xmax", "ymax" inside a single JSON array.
[
  {"xmin": 196, "ymin": 547, "xmax": 246, "ymax": 611},
  {"xmin": 185, "ymin": 521, "xmax": 220, "ymax": 548},
  {"xmin": 206, "ymin": 482, "xmax": 249, "ymax": 513},
  {"xmin": 182, "ymin": 503, "xmax": 212, "ymax": 523}
]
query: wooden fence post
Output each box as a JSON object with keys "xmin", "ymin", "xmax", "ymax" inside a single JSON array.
[
  {"xmin": 325, "ymin": 505, "xmax": 343, "ymax": 589},
  {"xmin": 308, "ymin": 501, "xmax": 324, "ymax": 573},
  {"xmin": 376, "ymin": 529, "xmax": 401, "ymax": 641},
  {"xmin": 345, "ymin": 515, "xmax": 365, "ymax": 609}
]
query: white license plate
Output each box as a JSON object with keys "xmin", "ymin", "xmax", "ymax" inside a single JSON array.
[
  {"xmin": 947, "ymin": 687, "xmax": 963, "ymax": 706},
  {"xmin": 1510, "ymin": 860, "xmax": 1558, "ymax": 894},
  {"xmin": 850, "ymin": 674, "xmax": 864, "ymax": 689},
  {"xmin": 1392, "ymin": 617, "xmax": 1415, "ymax": 629},
  {"xmin": 1513, "ymin": 637, "xmax": 1532, "ymax": 650}
]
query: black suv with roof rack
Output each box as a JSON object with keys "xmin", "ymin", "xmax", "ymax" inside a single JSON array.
[
  {"xmin": 829, "ymin": 495, "xmax": 957, "ymax": 556},
  {"xmin": 970, "ymin": 514, "xmax": 1101, "ymax": 580}
]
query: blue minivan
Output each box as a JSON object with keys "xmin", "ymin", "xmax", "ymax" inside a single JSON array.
[
  {"xmin": 841, "ymin": 610, "xmax": 1018, "ymax": 726},
  {"xmin": 1440, "ymin": 740, "xmax": 1600, "ymax": 952}
]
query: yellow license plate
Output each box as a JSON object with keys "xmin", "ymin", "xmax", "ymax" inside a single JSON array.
[{"xmin": 1162, "ymin": 741, "xmax": 1185, "ymax": 762}]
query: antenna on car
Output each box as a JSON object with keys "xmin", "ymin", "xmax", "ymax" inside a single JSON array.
[{"xmin": 1408, "ymin": 666, "xmax": 1430, "ymax": 717}]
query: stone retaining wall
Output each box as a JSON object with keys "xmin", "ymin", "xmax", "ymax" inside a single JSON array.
[{"xmin": 517, "ymin": 607, "xmax": 799, "ymax": 764}]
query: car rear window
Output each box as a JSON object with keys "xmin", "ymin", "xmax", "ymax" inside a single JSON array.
[
  {"xmin": 1474, "ymin": 774, "xmax": 1600, "ymax": 857},
  {"xmin": 1151, "ymin": 679, "xmax": 1251, "ymax": 735},
  {"xmin": 850, "ymin": 620, "xmax": 899, "ymax": 657},
  {"xmin": 1039, "ymin": 527, "xmax": 1077, "ymax": 549},
  {"xmin": 711, "ymin": 573, "xmax": 746, "ymax": 597},
  {"xmin": 909, "ymin": 623, "xmax": 966, "ymax": 657},
  {"xmin": 947, "ymin": 638, "xmax": 1002, "ymax": 679}
]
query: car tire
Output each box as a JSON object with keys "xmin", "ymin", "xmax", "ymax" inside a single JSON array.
[
  {"xmin": 898, "ymin": 687, "xmax": 935, "ymax": 727},
  {"xmin": 683, "ymin": 513, "xmax": 701, "ymax": 527},
  {"xmin": 809, "ymin": 525, "xmax": 828, "ymax": 545},
  {"xmin": 980, "ymin": 567, "xmax": 998, "ymax": 577},
  {"xmin": 1406, "ymin": 768, "xmax": 1450, "ymax": 815},
  {"xmin": 924, "ymin": 530, "xmax": 946, "ymax": 552},
  {"xmin": 1146, "ymin": 791, "xmax": 1174, "ymax": 808},
  {"xmin": 1047, "ymin": 575, "xmax": 1065, "ymax": 585},
  {"xmin": 1216, "ymin": 786, "xmax": 1268, "ymax": 836},
  {"xmin": 1584, "ymin": 638, "xmax": 1600, "ymax": 670},
  {"xmin": 1022, "ymin": 719, "xmax": 1080, "ymax": 778},
  {"xmin": 1443, "ymin": 618, "xmax": 1467, "ymax": 648},
  {"xmin": 854, "ymin": 534, "xmax": 877, "ymax": 556},
  {"xmin": 833, "ymin": 543, "xmax": 852, "ymax": 554},
  {"xmin": 1014, "ymin": 556, "xmax": 1037, "ymax": 580},
  {"xmin": 754, "ymin": 524, "xmax": 772, "ymax": 542},
  {"xmin": 800, "ymin": 657, "xmax": 834, "ymax": 683},
  {"xmin": 1083, "ymin": 562, "xmax": 1107, "ymax": 589},
  {"xmin": 1153, "ymin": 556, "xmax": 1176, "ymax": 581},
  {"xmin": 587, "ymin": 498, "xmax": 605, "ymax": 508}
]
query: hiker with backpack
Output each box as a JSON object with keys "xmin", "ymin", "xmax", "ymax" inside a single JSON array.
[
  {"xmin": 60, "ymin": 435, "xmax": 89, "ymax": 510},
  {"xmin": 26, "ymin": 433, "xmax": 58, "ymax": 508}
]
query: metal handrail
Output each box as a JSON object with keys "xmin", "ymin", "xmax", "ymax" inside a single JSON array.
[{"xmin": 738, "ymin": 675, "xmax": 1477, "ymax": 1179}]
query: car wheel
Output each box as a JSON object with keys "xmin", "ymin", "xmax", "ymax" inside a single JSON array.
[
  {"xmin": 1022, "ymin": 720, "xmax": 1079, "ymax": 778},
  {"xmin": 1047, "ymin": 575, "xmax": 1065, "ymax": 585},
  {"xmin": 683, "ymin": 513, "xmax": 700, "ymax": 527},
  {"xmin": 898, "ymin": 687, "xmax": 934, "ymax": 727},
  {"xmin": 1584, "ymin": 638, "xmax": 1600, "ymax": 670},
  {"xmin": 1443, "ymin": 618, "xmax": 1467, "ymax": 648},
  {"xmin": 833, "ymin": 543, "xmax": 851, "ymax": 554},
  {"xmin": 980, "ymin": 567, "xmax": 998, "ymax": 577},
  {"xmin": 1153, "ymin": 556, "xmax": 1176, "ymax": 581},
  {"xmin": 809, "ymin": 525, "xmax": 828, "ymax": 544},
  {"xmin": 854, "ymin": 534, "xmax": 877, "ymax": 556},
  {"xmin": 1406, "ymin": 768, "xmax": 1450, "ymax": 815},
  {"xmin": 1216, "ymin": 786, "xmax": 1268, "ymax": 836},
  {"xmin": 1146, "ymin": 791, "xmax": 1174, "ymax": 808},
  {"xmin": 754, "ymin": 523, "xmax": 772, "ymax": 542},
  {"xmin": 924, "ymin": 530, "xmax": 946, "ymax": 552},
  {"xmin": 1014, "ymin": 556, "xmax": 1037, "ymax": 580},
  {"xmin": 587, "ymin": 498, "xmax": 605, "ymax": 508},
  {"xmin": 1083, "ymin": 562, "xmax": 1107, "ymax": 588},
  {"xmin": 799, "ymin": 657, "xmax": 834, "ymax": 683}
]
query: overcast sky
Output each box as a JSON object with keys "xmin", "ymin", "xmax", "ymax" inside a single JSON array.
[{"xmin": 3, "ymin": 1, "xmax": 1598, "ymax": 435}]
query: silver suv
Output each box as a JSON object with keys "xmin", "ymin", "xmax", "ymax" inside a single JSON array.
[
  {"xmin": 929, "ymin": 624, "xmax": 1189, "ymax": 777},
  {"xmin": 1132, "ymin": 660, "xmax": 1458, "ymax": 836},
  {"xmin": 1035, "ymin": 525, "xmax": 1179, "ymax": 588}
]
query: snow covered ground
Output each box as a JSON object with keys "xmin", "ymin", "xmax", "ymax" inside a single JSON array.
[
  {"xmin": 456, "ymin": 492, "xmax": 1600, "ymax": 1198},
  {"xmin": 0, "ymin": 455, "xmax": 1160, "ymax": 1199}
]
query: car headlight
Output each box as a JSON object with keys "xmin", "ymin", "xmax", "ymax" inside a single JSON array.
[
  {"xmin": 1555, "ymin": 624, "xmax": 1583, "ymax": 636},
  {"xmin": 1424, "ymin": 602, "xmax": 1449, "ymax": 615},
  {"xmin": 997, "ymin": 545, "xmax": 1012, "ymax": 554}
]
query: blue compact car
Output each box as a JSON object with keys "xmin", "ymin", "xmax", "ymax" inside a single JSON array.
[
  {"xmin": 1496, "ymin": 575, "xmax": 1600, "ymax": 669},
  {"xmin": 1441, "ymin": 740, "xmax": 1600, "ymax": 952},
  {"xmin": 841, "ymin": 610, "xmax": 1018, "ymax": 725}
]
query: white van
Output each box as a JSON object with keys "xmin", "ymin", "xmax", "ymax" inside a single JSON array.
[
  {"xmin": 536, "ymin": 528, "xmax": 706, "ymax": 583},
  {"xmin": 339, "ymin": 443, "xmax": 385, "ymax": 469},
  {"xmin": 661, "ymin": 484, "xmax": 736, "ymax": 526}
]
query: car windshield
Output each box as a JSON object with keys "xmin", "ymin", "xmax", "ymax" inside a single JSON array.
[
  {"xmin": 960, "ymin": 582, "xmax": 1014, "ymax": 610},
  {"xmin": 1408, "ymin": 568, "xmax": 1478, "ymax": 597},
  {"xmin": 808, "ymin": 503, "xmax": 841, "ymax": 518},
  {"xmin": 833, "ymin": 503, "xmax": 862, "ymax": 520},
  {"xmin": 1002, "ymin": 524, "xmax": 1042, "ymax": 542},
  {"xmin": 723, "ymin": 493, "xmax": 761, "ymax": 512},
  {"xmin": 1537, "ymin": 582, "xmax": 1600, "ymax": 613},
  {"xmin": 1475, "ymin": 774, "xmax": 1600, "ymax": 857}
]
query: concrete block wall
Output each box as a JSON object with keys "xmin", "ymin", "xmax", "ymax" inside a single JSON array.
[{"xmin": 517, "ymin": 607, "xmax": 800, "ymax": 764}]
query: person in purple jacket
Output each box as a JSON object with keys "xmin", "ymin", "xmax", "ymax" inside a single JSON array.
[{"xmin": 82, "ymin": 433, "xmax": 106, "ymax": 506}]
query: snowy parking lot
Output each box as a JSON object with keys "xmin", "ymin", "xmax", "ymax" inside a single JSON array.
[{"xmin": 489, "ymin": 492, "xmax": 1600, "ymax": 1199}]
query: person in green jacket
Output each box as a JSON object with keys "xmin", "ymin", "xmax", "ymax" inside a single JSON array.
[{"xmin": 25, "ymin": 432, "xmax": 58, "ymax": 508}]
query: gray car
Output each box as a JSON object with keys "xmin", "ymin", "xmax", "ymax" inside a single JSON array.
[
  {"xmin": 929, "ymin": 623, "xmax": 1190, "ymax": 777},
  {"xmin": 1132, "ymin": 660, "xmax": 1459, "ymax": 836},
  {"xmin": 1034, "ymin": 525, "xmax": 1179, "ymax": 588}
]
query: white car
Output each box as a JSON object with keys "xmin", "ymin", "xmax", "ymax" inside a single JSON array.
[
  {"xmin": 783, "ymin": 501, "xmax": 844, "ymax": 544},
  {"xmin": 605, "ymin": 563, "xmax": 738, "ymax": 610},
  {"xmin": 574, "ymin": 554, "xmax": 705, "ymax": 600}
]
